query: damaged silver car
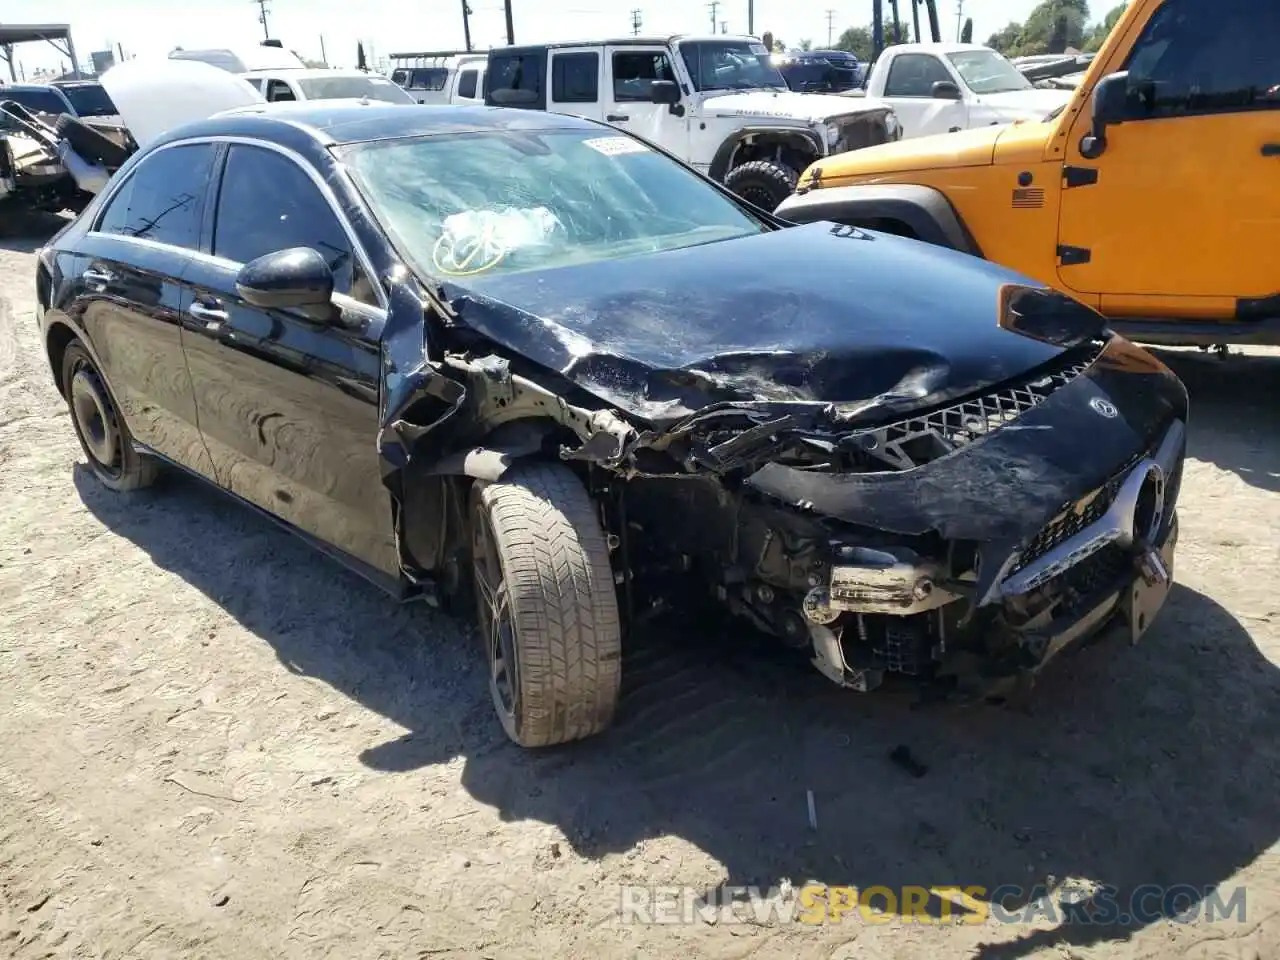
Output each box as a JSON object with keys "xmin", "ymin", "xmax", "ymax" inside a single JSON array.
[{"xmin": 36, "ymin": 99, "xmax": 1187, "ymax": 747}]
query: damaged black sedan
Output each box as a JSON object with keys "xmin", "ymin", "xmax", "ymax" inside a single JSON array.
[{"xmin": 36, "ymin": 103, "xmax": 1187, "ymax": 747}]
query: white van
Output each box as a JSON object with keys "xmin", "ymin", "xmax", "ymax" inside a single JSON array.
[{"xmin": 388, "ymin": 52, "xmax": 487, "ymax": 104}]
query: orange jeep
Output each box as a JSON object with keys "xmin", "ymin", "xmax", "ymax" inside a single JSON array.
[{"xmin": 776, "ymin": 0, "xmax": 1280, "ymax": 347}]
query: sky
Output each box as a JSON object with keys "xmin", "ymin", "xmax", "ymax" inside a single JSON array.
[{"xmin": 2, "ymin": 0, "xmax": 1055, "ymax": 75}]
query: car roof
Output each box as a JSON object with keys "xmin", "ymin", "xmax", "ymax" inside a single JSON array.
[
  {"xmin": 241, "ymin": 68, "xmax": 376, "ymax": 80},
  {"xmin": 1, "ymin": 83, "xmax": 63, "ymax": 93},
  {"xmin": 498, "ymin": 33, "xmax": 761, "ymax": 51},
  {"xmin": 155, "ymin": 102, "xmax": 604, "ymax": 150},
  {"xmin": 892, "ymin": 42, "xmax": 995, "ymax": 54}
]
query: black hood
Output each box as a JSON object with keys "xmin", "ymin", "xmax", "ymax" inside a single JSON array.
[{"xmin": 447, "ymin": 223, "xmax": 1106, "ymax": 426}]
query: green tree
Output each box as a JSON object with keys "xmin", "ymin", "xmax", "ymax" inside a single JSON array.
[
  {"xmin": 986, "ymin": 21, "xmax": 1024, "ymax": 54},
  {"xmin": 796, "ymin": 38, "xmax": 813, "ymax": 51},
  {"xmin": 1017, "ymin": 0, "xmax": 1091, "ymax": 55},
  {"xmin": 834, "ymin": 26, "xmax": 873, "ymax": 60},
  {"xmin": 1083, "ymin": 3, "xmax": 1127, "ymax": 52},
  {"xmin": 960, "ymin": 17, "xmax": 974, "ymax": 43}
]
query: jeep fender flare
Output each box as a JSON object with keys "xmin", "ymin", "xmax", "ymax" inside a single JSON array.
[
  {"xmin": 707, "ymin": 126, "xmax": 824, "ymax": 183},
  {"xmin": 774, "ymin": 183, "xmax": 983, "ymax": 257}
]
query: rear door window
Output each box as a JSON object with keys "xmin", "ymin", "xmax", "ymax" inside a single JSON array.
[
  {"xmin": 96, "ymin": 143, "xmax": 217, "ymax": 250},
  {"xmin": 552, "ymin": 51, "xmax": 599, "ymax": 102}
]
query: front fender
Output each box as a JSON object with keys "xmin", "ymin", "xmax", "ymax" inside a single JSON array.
[
  {"xmin": 774, "ymin": 183, "xmax": 983, "ymax": 257},
  {"xmin": 706, "ymin": 125, "xmax": 824, "ymax": 182}
]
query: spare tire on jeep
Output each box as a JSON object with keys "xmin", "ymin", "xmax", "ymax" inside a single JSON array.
[
  {"xmin": 54, "ymin": 114, "xmax": 132, "ymax": 169},
  {"xmin": 723, "ymin": 160, "xmax": 798, "ymax": 213}
]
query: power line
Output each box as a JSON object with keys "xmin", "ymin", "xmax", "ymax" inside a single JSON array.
[
  {"xmin": 251, "ymin": 0, "xmax": 271, "ymax": 40},
  {"xmin": 630, "ymin": 8, "xmax": 643, "ymax": 35},
  {"xmin": 707, "ymin": 0, "xmax": 720, "ymax": 33},
  {"xmin": 825, "ymin": 9, "xmax": 836, "ymax": 46}
]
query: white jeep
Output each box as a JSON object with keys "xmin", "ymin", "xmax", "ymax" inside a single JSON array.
[{"xmin": 484, "ymin": 35, "xmax": 901, "ymax": 210}]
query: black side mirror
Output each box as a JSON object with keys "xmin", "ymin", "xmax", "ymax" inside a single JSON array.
[
  {"xmin": 1080, "ymin": 70, "xmax": 1129, "ymax": 159},
  {"xmin": 930, "ymin": 80, "xmax": 962, "ymax": 100},
  {"xmin": 649, "ymin": 79, "xmax": 681, "ymax": 105},
  {"xmin": 236, "ymin": 247, "xmax": 334, "ymax": 316}
]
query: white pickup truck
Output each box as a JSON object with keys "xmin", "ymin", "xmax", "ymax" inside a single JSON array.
[
  {"xmin": 859, "ymin": 42, "xmax": 1072, "ymax": 139},
  {"xmin": 484, "ymin": 35, "xmax": 901, "ymax": 211}
]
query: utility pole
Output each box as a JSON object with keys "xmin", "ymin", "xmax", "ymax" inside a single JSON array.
[
  {"xmin": 630, "ymin": 9, "xmax": 642, "ymax": 35},
  {"xmin": 955, "ymin": 0, "xmax": 965, "ymax": 41},
  {"xmin": 708, "ymin": 0, "xmax": 719, "ymax": 33},
  {"xmin": 252, "ymin": 0, "xmax": 271, "ymax": 40},
  {"xmin": 503, "ymin": 0, "xmax": 515, "ymax": 45},
  {"xmin": 911, "ymin": 0, "xmax": 922, "ymax": 48},
  {"xmin": 748, "ymin": 0, "xmax": 753, "ymax": 35},
  {"xmin": 720, "ymin": 20, "xmax": 727, "ymax": 33},
  {"xmin": 825, "ymin": 9, "xmax": 836, "ymax": 46},
  {"xmin": 461, "ymin": 0, "xmax": 474, "ymax": 51},
  {"xmin": 319, "ymin": 35, "xmax": 327, "ymax": 63}
]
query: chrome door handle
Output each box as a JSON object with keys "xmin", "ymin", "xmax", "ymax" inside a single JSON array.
[
  {"xmin": 189, "ymin": 301, "xmax": 229, "ymax": 330},
  {"xmin": 82, "ymin": 267, "xmax": 113, "ymax": 285}
]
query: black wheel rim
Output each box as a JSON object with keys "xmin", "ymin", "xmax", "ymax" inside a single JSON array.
[
  {"xmin": 472, "ymin": 504, "xmax": 520, "ymax": 723},
  {"xmin": 68, "ymin": 360, "xmax": 124, "ymax": 479}
]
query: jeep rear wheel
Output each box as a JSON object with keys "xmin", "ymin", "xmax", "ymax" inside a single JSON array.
[
  {"xmin": 723, "ymin": 160, "xmax": 799, "ymax": 212},
  {"xmin": 470, "ymin": 463, "xmax": 622, "ymax": 747}
]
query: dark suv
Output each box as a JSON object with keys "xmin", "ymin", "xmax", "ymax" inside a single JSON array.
[{"xmin": 776, "ymin": 50, "xmax": 863, "ymax": 93}]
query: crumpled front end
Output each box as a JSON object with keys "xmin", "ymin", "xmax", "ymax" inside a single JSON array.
[{"xmin": 611, "ymin": 333, "xmax": 1188, "ymax": 698}]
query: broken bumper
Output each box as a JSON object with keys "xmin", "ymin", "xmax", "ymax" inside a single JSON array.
[{"xmin": 807, "ymin": 416, "xmax": 1185, "ymax": 694}]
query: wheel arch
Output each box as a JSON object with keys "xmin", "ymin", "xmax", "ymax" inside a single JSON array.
[
  {"xmin": 775, "ymin": 183, "xmax": 984, "ymax": 257},
  {"xmin": 708, "ymin": 127, "xmax": 824, "ymax": 182},
  {"xmin": 45, "ymin": 317, "xmax": 91, "ymax": 399},
  {"xmin": 395, "ymin": 418, "xmax": 563, "ymax": 581}
]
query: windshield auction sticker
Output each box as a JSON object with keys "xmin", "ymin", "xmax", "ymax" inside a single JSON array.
[{"xmin": 583, "ymin": 136, "xmax": 651, "ymax": 157}]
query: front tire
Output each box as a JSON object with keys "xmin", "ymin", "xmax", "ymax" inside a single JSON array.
[
  {"xmin": 62, "ymin": 340, "xmax": 158, "ymax": 491},
  {"xmin": 470, "ymin": 463, "xmax": 622, "ymax": 747},
  {"xmin": 723, "ymin": 159, "xmax": 800, "ymax": 212}
]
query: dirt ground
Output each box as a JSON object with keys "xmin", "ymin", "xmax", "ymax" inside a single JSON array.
[{"xmin": 2, "ymin": 217, "xmax": 1279, "ymax": 960}]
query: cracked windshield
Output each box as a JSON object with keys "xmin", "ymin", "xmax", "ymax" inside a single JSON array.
[{"xmin": 341, "ymin": 129, "xmax": 765, "ymax": 279}]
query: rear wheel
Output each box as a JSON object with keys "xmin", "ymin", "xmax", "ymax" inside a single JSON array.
[
  {"xmin": 470, "ymin": 463, "xmax": 622, "ymax": 747},
  {"xmin": 723, "ymin": 159, "xmax": 799, "ymax": 212},
  {"xmin": 62, "ymin": 340, "xmax": 158, "ymax": 491}
]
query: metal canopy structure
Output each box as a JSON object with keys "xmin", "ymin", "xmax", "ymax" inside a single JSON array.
[{"xmin": 0, "ymin": 24, "xmax": 81, "ymax": 82}]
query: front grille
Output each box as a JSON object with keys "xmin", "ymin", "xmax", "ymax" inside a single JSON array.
[
  {"xmin": 1011, "ymin": 468, "xmax": 1128, "ymax": 573},
  {"xmin": 848, "ymin": 346, "xmax": 1101, "ymax": 471},
  {"xmin": 1058, "ymin": 543, "xmax": 1131, "ymax": 598},
  {"xmin": 830, "ymin": 113, "xmax": 890, "ymax": 152}
]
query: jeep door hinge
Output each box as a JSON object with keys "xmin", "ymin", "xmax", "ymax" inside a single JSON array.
[
  {"xmin": 1057, "ymin": 245, "xmax": 1092, "ymax": 266},
  {"xmin": 1063, "ymin": 166, "xmax": 1098, "ymax": 188}
]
